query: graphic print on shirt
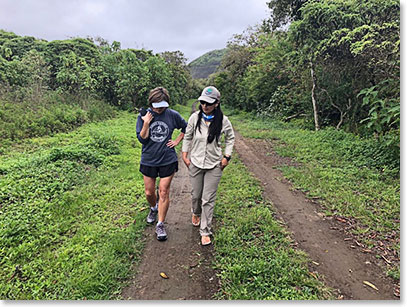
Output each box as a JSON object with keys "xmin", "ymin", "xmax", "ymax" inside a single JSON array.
[{"xmin": 150, "ymin": 121, "xmax": 169, "ymax": 142}]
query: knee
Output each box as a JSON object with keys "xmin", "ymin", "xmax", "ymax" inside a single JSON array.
[
  {"xmin": 202, "ymin": 193, "xmax": 217, "ymax": 205},
  {"xmin": 159, "ymin": 187, "xmax": 170, "ymax": 199},
  {"xmin": 145, "ymin": 188, "xmax": 155, "ymax": 198}
]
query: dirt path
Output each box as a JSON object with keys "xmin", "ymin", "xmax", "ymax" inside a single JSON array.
[
  {"xmin": 233, "ymin": 132, "xmax": 397, "ymax": 300},
  {"xmin": 121, "ymin": 157, "xmax": 219, "ymax": 300},
  {"xmin": 121, "ymin": 102, "xmax": 396, "ymax": 300}
]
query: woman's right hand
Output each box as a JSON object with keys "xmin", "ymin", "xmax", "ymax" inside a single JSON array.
[
  {"xmin": 183, "ymin": 157, "xmax": 191, "ymax": 168},
  {"xmin": 182, "ymin": 152, "xmax": 191, "ymax": 168},
  {"xmin": 142, "ymin": 112, "xmax": 153, "ymax": 124}
]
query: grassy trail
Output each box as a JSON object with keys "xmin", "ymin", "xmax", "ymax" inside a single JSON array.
[{"xmin": 1, "ymin": 104, "xmax": 334, "ymax": 300}]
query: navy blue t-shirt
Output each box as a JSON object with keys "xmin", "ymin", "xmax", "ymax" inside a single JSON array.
[{"xmin": 136, "ymin": 108, "xmax": 187, "ymax": 167}]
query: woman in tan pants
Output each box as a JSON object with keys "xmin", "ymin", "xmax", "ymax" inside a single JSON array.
[{"xmin": 182, "ymin": 86, "xmax": 235, "ymax": 245}]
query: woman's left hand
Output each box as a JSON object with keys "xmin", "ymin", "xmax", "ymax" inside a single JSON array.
[
  {"xmin": 220, "ymin": 158, "xmax": 229, "ymax": 170},
  {"xmin": 167, "ymin": 139, "xmax": 179, "ymax": 148}
]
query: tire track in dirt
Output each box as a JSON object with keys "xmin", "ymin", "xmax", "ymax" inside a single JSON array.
[
  {"xmin": 233, "ymin": 132, "xmax": 396, "ymax": 300},
  {"xmin": 121, "ymin": 156, "xmax": 219, "ymax": 300}
]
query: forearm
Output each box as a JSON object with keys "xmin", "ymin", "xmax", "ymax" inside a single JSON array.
[
  {"xmin": 140, "ymin": 123, "xmax": 150, "ymax": 139},
  {"xmin": 182, "ymin": 151, "xmax": 189, "ymax": 160},
  {"xmin": 175, "ymin": 132, "xmax": 184, "ymax": 144}
]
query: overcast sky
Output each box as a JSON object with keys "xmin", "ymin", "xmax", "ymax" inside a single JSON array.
[{"xmin": 0, "ymin": 0, "xmax": 269, "ymax": 62}]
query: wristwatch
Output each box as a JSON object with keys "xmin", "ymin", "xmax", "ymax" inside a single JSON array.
[{"xmin": 223, "ymin": 155, "xmax": 231, "ymax": 162}]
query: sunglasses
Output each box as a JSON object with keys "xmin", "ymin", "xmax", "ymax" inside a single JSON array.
[{"xmin": 199, "ymin": 100, "xmax": 216, "ymax": 106}]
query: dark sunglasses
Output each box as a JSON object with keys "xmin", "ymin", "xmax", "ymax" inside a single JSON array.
[{"xmin": 199, "ymin": 100, "xmax": 216, "ymax": 106}]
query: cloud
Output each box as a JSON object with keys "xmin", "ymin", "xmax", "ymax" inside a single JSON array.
[{"xmin": 0, "ymin": 0, "xmax": 269, "ymax": 61}]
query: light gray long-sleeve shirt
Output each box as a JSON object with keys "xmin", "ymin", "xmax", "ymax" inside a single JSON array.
[{"xmin": 182, "ymin": 111, "xmax": 235, "ymax": 169}]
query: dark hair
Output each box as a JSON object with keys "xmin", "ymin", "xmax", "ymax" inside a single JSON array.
[
  {"xmin": 195, "ymin": 101, "xmax": 223, "ymax": 143},
  {"xmin": 148, "ymin": 87, "xmax": 170, "ymax": 106}
]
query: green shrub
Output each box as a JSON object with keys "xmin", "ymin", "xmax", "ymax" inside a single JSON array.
[{"xmin": 0, "ymin": 94, "xmax": 118, "ymax": 142}]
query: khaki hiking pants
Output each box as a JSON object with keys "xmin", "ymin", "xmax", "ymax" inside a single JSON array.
[{"xmin": 188, "ymin": 163, "xmax": 223, "ymax": 237}]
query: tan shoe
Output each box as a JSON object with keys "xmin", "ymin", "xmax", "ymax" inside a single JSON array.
[
  {"xmin": 192, "ymin": 214, "xmax": 200, "ymax": 226},
  {"xmin": 201, "ymin": 235, "xmax": 211, "ymax": 246}
]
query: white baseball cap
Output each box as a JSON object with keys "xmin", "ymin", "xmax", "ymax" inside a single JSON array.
[{"xmin": 198, "ymin": 86, "xmax": 220, "ymax": 104}]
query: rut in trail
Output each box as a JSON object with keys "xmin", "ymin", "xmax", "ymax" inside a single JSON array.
[
  {"xmin": 121, "ymin": 157, "xmax": 219, "ymax": 300},
  {"xmin": 233, "ymin": 132, "xmax": 397, "ymax": 300}
]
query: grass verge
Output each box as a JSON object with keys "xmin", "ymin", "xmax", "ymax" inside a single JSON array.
[{"xmin": 0, "ymin": 111, "xmax": 148, "ymax": 299}]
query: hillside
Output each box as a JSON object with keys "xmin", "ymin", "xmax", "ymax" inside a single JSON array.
[{"xmin": 187, "ymin": 48, "xmax": 226, "ymax": 79}]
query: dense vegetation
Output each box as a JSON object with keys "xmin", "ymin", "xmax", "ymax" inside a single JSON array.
[
  {"xmin": 211, "ymin": 0, "xmax": 399, "ymax": 174},
  {"xmin": 188, "ymin": 49, "xmax": 227, "ymax": 79},
  {"xmin": 0, "ymin": 31, "xmax": 200, "ymax": 142}
]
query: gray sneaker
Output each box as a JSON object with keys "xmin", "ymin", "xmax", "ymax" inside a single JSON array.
[
  {"xmin": 146, "ymin": 205, "xmax": 158, "ymax": 224},
  {"xmin": 155, "ymin": 223, "xmax": 167, "ymax": 241}
]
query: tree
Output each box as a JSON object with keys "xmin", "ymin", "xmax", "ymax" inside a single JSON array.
[{"xmin": 266, "ymin": 0, "xmax": 308, "ymax": 30}]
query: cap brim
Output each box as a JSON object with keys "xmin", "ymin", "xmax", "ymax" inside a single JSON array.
[
  {"xmin": 198, "ymin": 96, "xmax": 216, "ymax": 104},
  {"xmin": 152, "ymin": 101, "xmax": 169, "ymax": 108}
]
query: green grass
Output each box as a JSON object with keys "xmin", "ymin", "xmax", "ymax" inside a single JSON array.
[
  {"xmin": 0, "ymin": 111, "xmax": 148, "ymax": 299},
  {"xmin": 227, "ymin": 109, "xmax": 400, "ymax": 280}
]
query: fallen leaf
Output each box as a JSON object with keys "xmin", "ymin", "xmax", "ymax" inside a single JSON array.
[
  {"xmin": 363, "ymin": 280, "xmax": 378, "ymax": 291},
  {"xmin": 160, "ymin": 272, "xmax": 169, "ymax": 279},
  {"xmin": 139, "ymin": 207, "xmax": 147, "ymax": 212},
  {"xmin": 381, "ymin": 255, "xmax": 392, "ymax": 264},
  {"xmin": 336, "ymin": 217, "xmax": 347, "ymax": 223}
]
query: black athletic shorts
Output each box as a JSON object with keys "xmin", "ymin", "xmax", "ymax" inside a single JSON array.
[{"xmin": 139, "ymin": 161, "xmax": 178, "ymax": 178}]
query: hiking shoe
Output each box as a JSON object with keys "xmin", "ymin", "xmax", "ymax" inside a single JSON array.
[
  {"xmin": 155, "ymin": 223, "xmax": 167, "ymax": 241},
  {"xmin": 146, "ymin": 205, "xmax": 158, "ymax": 224}
]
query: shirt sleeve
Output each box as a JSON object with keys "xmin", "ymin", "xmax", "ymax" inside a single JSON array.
[
  {"xmin": 136, "ymin": 115, "xmax": 149, "ymax": 145},
  {"xmin": 174, "ymin": 110, "xmax": 187, "ymax": 133},
  {"xmin": 182, "ymin": 113, "xmax": 196, "ymax": 152},
  {"xmin": 223, "ymin": 117, "xmax": 235, "ymax": 156}
]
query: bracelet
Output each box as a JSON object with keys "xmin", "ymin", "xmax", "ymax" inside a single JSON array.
[{"xmin": 223, "ymin": 155, "xmax": 231, "ymax": 162}]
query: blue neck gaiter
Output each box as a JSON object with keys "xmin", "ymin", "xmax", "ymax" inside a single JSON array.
[{"xmin": 202, "ymin": 113, "xmax": 214, "ymax": 122}]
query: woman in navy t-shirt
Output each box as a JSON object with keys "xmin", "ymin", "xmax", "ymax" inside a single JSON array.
[{"xmin": 136, "ymin": 87, "xmax": 187, "ymax": 241}]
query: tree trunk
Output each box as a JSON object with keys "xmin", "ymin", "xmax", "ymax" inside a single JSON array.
[{"xmin": 310, "ymin": 60, "xmax": 320, "ymax": 131}]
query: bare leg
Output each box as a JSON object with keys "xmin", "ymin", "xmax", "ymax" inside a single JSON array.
[
  {"xmin": 143, "ymin": 176, "xmax": 157, "ymax": 208},
  {"xmin": 157, "ymin": 173, "xmax": 175, "ymax": 223}
]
